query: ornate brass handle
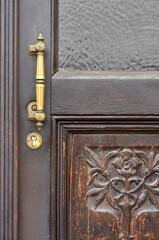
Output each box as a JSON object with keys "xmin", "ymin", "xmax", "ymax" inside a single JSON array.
[{"xmin": 27, "ymin": 33, "xmax": 46, "ymax": 130}]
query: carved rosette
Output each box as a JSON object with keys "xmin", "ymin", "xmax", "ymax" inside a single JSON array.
[{"xmin": 85, "ymin": 147, "xmax": 159, "ymax": 240}]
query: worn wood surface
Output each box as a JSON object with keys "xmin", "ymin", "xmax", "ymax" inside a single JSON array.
[
  {"xmin": 51, "ymin": 70, "xmax": 159, "ymax": 239},
  {"xmin": 0, "ymin": 0, "xmax": 18, "ymax": 239},
  {"xmin": 52, "ymin": 117, "xmax": 159, "ymax": 240},
  {"xmin": 18, "ymin": 0, "xmax": 52, "ymax": 240},
  {"xmin": 4, "ymin": 0, "xmax": 159, "ymax": 239},
  {"xmin": 51, "ymin": 71, "xmax": 159, "ymax": 116}
]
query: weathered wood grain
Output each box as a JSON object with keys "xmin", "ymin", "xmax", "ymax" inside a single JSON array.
[
  {"xmin": 51, "ymin": 71, "xmax": 159, "ymax": 116},
  {"xmin": 52, "ymin": 117, "xmax": 159, "ymax": 240},
  {"xmin": 18, "ymin": 0, "xmax": 51, "ymax": 239},
  {"xmin": 0, "ymin": 0, "xmax": 18, "ymax": 239}
]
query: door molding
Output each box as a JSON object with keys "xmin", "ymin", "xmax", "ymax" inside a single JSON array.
[
  {"xmin": 51, "ymin": 0, "xmax": 59, "ymax": 75},
  {"xmin": 51, "ymin": 116, "xmax": 159, "ymax": 239},
  {"xmin": 0, "ymin": 0, "xmax": 18, "ymax": 239}
]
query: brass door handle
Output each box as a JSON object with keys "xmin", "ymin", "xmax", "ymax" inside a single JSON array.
[{"xmin": 27, "ymin": 33, "xmax": 46, "ymax": 130}]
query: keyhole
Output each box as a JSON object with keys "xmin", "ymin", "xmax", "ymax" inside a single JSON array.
[{"xmin": 31, "ymin": 135, "xmax": 37, "ymax": 147}]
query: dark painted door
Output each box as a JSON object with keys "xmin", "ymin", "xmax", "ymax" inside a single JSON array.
[{"xmin": 18, "ymin": 1, "xmax": 159, "ymax": 240}]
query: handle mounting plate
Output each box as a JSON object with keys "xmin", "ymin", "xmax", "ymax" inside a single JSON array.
[{"xmin": 27, "ymin": 101, "xmax": 37, "ymax": 121}]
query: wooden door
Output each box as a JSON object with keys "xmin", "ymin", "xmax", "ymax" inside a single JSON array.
[
  {"xmin": 1, "ymin": 0, "xmax": 159, "ymax": 240},
  {"xmin": 51, "ymin": 72, "xmax": 159, "ymax": 240}
]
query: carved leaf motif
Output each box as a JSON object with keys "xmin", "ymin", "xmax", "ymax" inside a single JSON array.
[
  {"xmin": 85, "ymin": 147, "xmax": 104, "ymax": 169},
  {"xmin": 134, "ymin": 190, "xmax": 147, "ymax": 210},
  {"xmin": 148, "ymin": 148, "xmax": 155, "ymax": 167},
  {"xmin": 90, "ymin": 168, "xmax": 102, "ymax": 176},
  {"xmin": 135, "ymin": 149, "xmax": 149, "ymax": 167},
  {"xmin": 105, "ymin": 149, "xmax": 119, "ymax": 167},
  {"xmin": 98, "ymin": 148, "xmax": 105, "ymax": 166},
  {"xmin": 86, "ymin": 187, "xmax": 104, "ymax": 199},
  {"xmin": 151, "ymin": 153, "xmax": 159, "ymax": 169},
  {"xmin": 149, "ymin": 188, "xmax": 159, "ymax": 196},
  {"xmin": 86, "ymin": 172, "xmax": 98, "ymax": 186},
  {"xmin": 145, "ymin": 176, "xmax": 159, "ymax": 188},
  {"xmin": 105, "ymin": 189, "xmax": 117, "ymax": 209},
  {"xmin": 147, "ymin": 190, "xmax": 158, "ymax": 208},
  {"xmin": 95, "ymin": 191, "xmax": 106, "ymax": 209},
  {"xmin": 93, "ymin": 179, "xmax": 108, "ymax": 188},
  {"xmin": 87, "ymin": 168, "xmax": 103, "ymax": 186},
  {"xmin": 86, "ymin": 158, "xmax": 96, "ymax": 168}
]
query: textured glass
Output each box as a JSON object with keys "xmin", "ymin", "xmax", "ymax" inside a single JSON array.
[{"xmin": 59, "ymin": 0, "xmax": 159, "ymax": 71}]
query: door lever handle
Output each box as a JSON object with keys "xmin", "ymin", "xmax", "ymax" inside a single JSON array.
[{"xmin": 27, "ymin": 33, "xmax": 46, "ymax": 130}]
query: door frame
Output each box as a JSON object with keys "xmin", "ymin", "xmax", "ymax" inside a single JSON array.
[
  {"xmin": 2, "ymin": 0, "xmax": 159, "ymax": 239},
  {"xmin": 0, "ymin": 0, "xmax": 18, "ymax": 239},
  {"xmin": 0, "ymin": 0, "xmax": 59, "ymax": 238}
]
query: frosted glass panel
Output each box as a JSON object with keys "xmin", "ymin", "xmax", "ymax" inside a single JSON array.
[{"xmin": 59, "ymin": 0, "xmax": 159, "ymax": 71}]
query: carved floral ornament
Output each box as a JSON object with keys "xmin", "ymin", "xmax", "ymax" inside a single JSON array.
[{"xmin": 85, "ymin": 147, "xmax": 159, "ymax": 240}]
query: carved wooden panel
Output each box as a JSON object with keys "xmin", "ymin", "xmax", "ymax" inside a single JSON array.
[
  {"xmin": 51, "ymin": 117, "xmax": 159, "ymax": 240},
  {"xmin": 86, "ymin": 147, "xmax": 159, "ymax": 240}
]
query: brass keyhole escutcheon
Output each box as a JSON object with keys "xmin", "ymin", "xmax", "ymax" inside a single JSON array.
[{"xmin": 26, "ymin": 132, "xmax": 42, "ymax": 150}]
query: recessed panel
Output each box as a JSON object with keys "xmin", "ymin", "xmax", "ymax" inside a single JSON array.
[{"xmin": 67, "ymin": 132, "xmax": 159, "ymax": 240}]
